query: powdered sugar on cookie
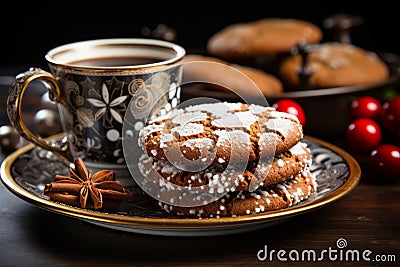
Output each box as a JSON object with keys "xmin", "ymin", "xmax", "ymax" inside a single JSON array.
[{"xmin": 138, "ymin": 102, "xmax": 304, "ymax": 164}]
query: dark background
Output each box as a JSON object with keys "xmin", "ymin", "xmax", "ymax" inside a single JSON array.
[{"xmin": 0, "ymin": 0, "xmax": 399, "ymax": 71}]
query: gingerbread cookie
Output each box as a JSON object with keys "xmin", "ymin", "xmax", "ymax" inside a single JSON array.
[
  {"xmin": 278, "ymin": 42, "xmax": 389, "ymax": 89},
  {"xmin": 138, "ymin": 141, "xmax": 311, "ymax": 192},
  {"xmin": 207, "ymin": 18, "xmax": 322, "ymax": 59},
  {"xmin": 183, "ymin": 54, "xmax": 283, "ymax": 96},
  {"xmin": 158, "ymin": 168, "xmax": 316, "ymax": 218},
  {"xmin": 138, "ymin": 102, "xmax": 303, "ymax": 166}
]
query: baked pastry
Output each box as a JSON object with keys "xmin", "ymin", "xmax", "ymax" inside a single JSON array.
[
  {"xmin": 136, "ymin": 101, "xmax": 316, "ymax": 218},
  {"xmin": 138, "ymin": 102, "xmax": 303, "ymax": 166},
  {"xmin": 207, "ymin": 18, "xmax": 322, "ymax": 59},
  {"xmin": 183, "ymin": 54, "xmax": 283, "ymax": 96},
  {"xmin": 138, "ymin": 141, "xmax": 311, "ymax": 192},
  {"xmin": 158, "ymin": 168, "xmax": 316, "ymax": 217},
  {"xmin": 278, "ymin": 42, "xmax": 390, "ymax": 90}
]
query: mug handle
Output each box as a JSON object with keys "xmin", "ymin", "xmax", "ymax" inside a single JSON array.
[{"xmin": 7, "ymin": 67, "xmax": 73, "ymax": 162}]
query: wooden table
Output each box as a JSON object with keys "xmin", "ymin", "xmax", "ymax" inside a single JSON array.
[
  {"xmin": 0, "ymin": 173, "xmax": 398, "ymax": 266},
  {"xmin": 0, "ymin": 70, "xmax": 399, "ymax": 266}
]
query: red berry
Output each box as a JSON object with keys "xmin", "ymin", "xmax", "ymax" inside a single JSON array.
[
  {"xmin": 379, "ymin": 96, "xmax": 400, "ymax": 134},
  {"xmin": 350, "ymin": 96, "xmax": 382, "ymax": 120},
  {"xmin": 346, "ymin": 118, "xmax": 382, "ymax": 153},
  {"xmin": 369, "ymin": 144, "xmax": 400, "ymax": 181},
  {"xmin": 273, "ymin": 99, "xmax": 306, "ymax": 127}
]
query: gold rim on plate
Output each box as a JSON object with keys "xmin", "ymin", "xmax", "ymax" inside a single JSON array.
[{"xmin": 0, "ymin": 135, "xmax": 361, "ymax": 229}]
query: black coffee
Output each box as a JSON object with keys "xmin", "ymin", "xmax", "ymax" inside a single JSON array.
[{"xmin": 70, "ymin": 56, "xmax": 162, "ymax": 67}]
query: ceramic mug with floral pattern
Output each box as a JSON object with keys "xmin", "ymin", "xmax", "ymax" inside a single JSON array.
[{"xmin": 7, "ymin": 38, "xmax": 185, "ymax": 180}]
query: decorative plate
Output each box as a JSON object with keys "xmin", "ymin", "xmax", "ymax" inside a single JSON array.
[{"xmin": 0, "ymin": 135, "xmax": 360, "ymax": 236}]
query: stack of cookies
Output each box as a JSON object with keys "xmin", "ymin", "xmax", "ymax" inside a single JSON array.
[{"xmin": 137, "ymin": 102, "xmax": 317, "ymax": 218}]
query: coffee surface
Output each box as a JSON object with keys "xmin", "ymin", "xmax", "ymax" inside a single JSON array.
[{"xmin": 70, "ymin": 56, "xmax": 161, "ymax": 67}]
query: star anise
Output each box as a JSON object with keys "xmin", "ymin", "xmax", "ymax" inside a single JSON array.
[{"xmin": 44, "ymin": 158, "xmax": 133, "ymax": 209}]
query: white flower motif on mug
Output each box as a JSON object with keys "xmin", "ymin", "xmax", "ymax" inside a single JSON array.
[{"xmin": 86, "ymin": 83, "xmax": 128, "ymax": 124}]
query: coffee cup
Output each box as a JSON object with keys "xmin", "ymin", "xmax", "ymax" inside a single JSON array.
[{"xmin": 7, "ymin": 38, "xmax": 185, "ymax": 181}]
